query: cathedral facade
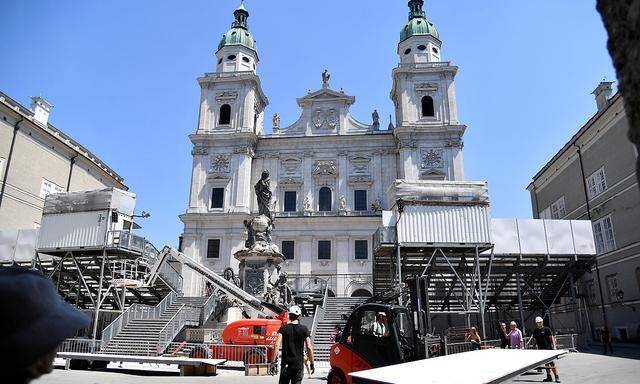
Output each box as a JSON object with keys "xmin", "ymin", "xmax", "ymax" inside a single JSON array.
[{"xmin": 180, "ymin": 1, "xmax": 467, "ymax": 297}]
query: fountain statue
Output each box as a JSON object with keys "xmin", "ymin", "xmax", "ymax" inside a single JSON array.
[{"xmin": 234, "ymin": 170, "xmax": 293, "ymax": 308}]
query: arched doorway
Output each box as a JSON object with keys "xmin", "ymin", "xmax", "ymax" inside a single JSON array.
[{"xmin": 351, "ymin": 288, "xmax": 372, "ymax": 298}]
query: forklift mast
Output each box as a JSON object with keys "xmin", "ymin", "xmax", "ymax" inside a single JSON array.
[{"xmin": 406, "ymin": 275, "xmax": 431, "ymax": 360}]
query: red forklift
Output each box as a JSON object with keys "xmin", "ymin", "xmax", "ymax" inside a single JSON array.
[{"xmin": 328, "ymin": 277, "xmax": 436, "ymax": 384}]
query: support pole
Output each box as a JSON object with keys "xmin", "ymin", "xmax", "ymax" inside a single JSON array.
[
  {"xmin": 425, "ymin": 273, "xmax": 432, "ymax": 334},
  {"xmin": 92, "ymin": 250, "xmax": 107, "ymax": 349},
  {"xmin": 476, "ymin": 247, "xmax": 486, "ymax": 339},
  {"xmin": 396, "ymin": 245, "xmax": 403, "ymax": 305},
  {"xmin": 516, "ymin": 271, "xmax": 526, "ymax": 337}
]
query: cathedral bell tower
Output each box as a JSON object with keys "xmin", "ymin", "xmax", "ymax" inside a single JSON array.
[{"xmin": 391, "ymin": 0, "xmax": 466, "ymax": 181}]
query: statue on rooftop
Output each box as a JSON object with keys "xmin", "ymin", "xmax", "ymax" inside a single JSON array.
[
  {"xmin": 272, "ymin": 113, "xmax": 281, "ymax": 130},
  {"xmin": 322, "ymin": 69, "xmax": 331, "ymax": 88},
  {"xmin": 372, "ymin": 109, "xmax": 380, "ymax": 126}
]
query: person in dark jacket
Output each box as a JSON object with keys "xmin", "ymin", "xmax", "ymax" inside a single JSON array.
[
  {"xmin": 601, "ymin": 326, "xmax": 614, "ymax": 355},
  {"xmin": 0, "ymin": 266, "xmax": 90, "ymax": 383},
  {"xmin": 532, "ymin": 316, "xmax": 560, "ymax": 383},
  {"xmin": 275, "ymin": 305, "xmax": 315, "ymax": 384},
  {"xmin": 499, "ymin": 322, "xmax": 510, "ymax": 349}
]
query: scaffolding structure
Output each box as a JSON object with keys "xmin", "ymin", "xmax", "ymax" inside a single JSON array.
[{"xmin": 373, "ymin": 181, "xmax": 597, "ymax": 339}]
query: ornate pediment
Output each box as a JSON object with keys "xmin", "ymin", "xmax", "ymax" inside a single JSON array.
[
  {"xmin": 420, "ymin": 148, "xmax": 444, "ymax": 170},
  {"xmin": 209, "ymin": 154, "xmax": 231, "ymax": 174},
  {"xmin": 350, "ymin": 156, "xmax": 371, "ymax": 175},
  {"xmin": 313, "ymin": 160, "xmax": 337, "ymax": 177},
  {"xmin": 312, "ymin": 108, "xmax": 339, "ymax": 130},
  {"xmin": 281, "ymin": 157, "xmax": 302, "ymax": 175},
  {"xmin": 415, "ymin": 83, "xmax": 438, "ymax": 94},
  {"xmin": 348, "ymin": 175, "xmax": 373, "ymax": 186},
  {"xmin": 279, "ymin": 176, "xmax": 303, "ymax": 187},
  {"xmin": 297, "ymin": 88, "xmax": 355, "ymax": 106},
  {"xmin": 215, "ymin": 91, "xmax": 238, "ymax": 103}
]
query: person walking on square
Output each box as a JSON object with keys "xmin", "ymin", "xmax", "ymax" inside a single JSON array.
[
  {"xmin": 334, "ymin": 325, "xmax": 343, "ymax": 342},
  {"xmin": 499, "ymin": 322, "xmax": 510, "ymax": 349},
  {"xmin": 275, "ymin": 305, "xmax": 315, "ymax": 384},
  {"xmin": 601, "ymin": 326, "xmax": 614, "ymax": 355},
  {"xmin": 508, "ymin": 321, "xmax": 524, "ymax": 349},
  {"xmin": 532, "ymin": 317, "xmax": 560, "ymax": 382},
  {"xmin": 465, "ymin": 326, "xmax": 482, "ymax": 350}
]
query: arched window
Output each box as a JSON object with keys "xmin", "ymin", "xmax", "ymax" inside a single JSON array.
[
  {"xmin": 421, "ymin": 95, "xmax": 434, "ymax": 117},
  {"xmin": 351, "ymin": 288, "xmax": 372, "ymax": 298},
  {"xmin": 319, "ymin": 187, "xmax": 332, "ymax": 211},
  {"xmin": 219, "ymin": 104, "xmax": 231, "ymax": 125}
]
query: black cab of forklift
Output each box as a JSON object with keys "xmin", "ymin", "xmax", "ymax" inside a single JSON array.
[{"xmin": 329, "ymin": 302, "xmax": 420, "ymax": 383}]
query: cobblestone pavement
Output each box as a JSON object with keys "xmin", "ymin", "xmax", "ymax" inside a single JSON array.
[
  {"xmin": 34, "ymin": 352, "xmax": 639, "ymax": 383},
  {"xmin": 506, "ymin": 352, "xmax": 639, "ymax": 384}
]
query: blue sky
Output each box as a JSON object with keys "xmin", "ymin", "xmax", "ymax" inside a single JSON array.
[{"xmin": 0, "ymin": 1, "xmax": 616, "ymax": 247}]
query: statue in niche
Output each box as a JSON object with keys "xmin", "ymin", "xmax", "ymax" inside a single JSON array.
[
  {"xmin": 254, "ymin": 170, "xmax": 273, "ymax": 222},
  {"xmin": 272, "ymin": 113, "xmax": 281, "ymax": 130},
  {"xmin": 322, "ymin": 69, "xmax": 331, "ymax": 88},
  {"xmin": 303, "ymin": 196, "xmax": 311, "ymax": 211},
  {"xmin": 339, "ymin": 194, "xmax": 347, "ymax": 211}
]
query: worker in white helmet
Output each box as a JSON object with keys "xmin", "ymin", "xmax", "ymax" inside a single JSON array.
[{"xmin": 275, "ymin": 305, "xmax": 315, "ymax": 384}]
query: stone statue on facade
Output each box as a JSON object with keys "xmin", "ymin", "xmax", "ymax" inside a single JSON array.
[
  {"xmin": 255, "ymin": 170, "xmax": 273, "ymax": 222},
  {"xmin": 303, "ymin": 196, "xmax": 311, "ymax": 212},
  {"xmin": 372, "ymin": 109, "xmax": 380, "ymax": 126},
  {"xmin": 322, "ymin": 69, "xmax": 331, "ymax": 88},
  {"xmin": 272, "ymin": 113, "xmax": 281, "ymax": 130},
  {"xmin": 339, "ymin": 194, "xmax": 347, "ymax": 211}
]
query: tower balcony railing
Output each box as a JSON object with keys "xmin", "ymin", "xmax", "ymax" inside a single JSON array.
[
  {"xmin": 276, "ymin": 210, "xmax": 382, "ymax": 218},
  {"xmin": 397, "ymin": 61, "xmax": 452, "ymax": 69}
]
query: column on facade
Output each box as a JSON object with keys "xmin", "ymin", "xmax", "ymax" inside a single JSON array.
[
  {"xmin": 335, "ymin": 235, "xmax": 350, "ymax": 297},
  {"xmin": 298, "ymin": 236, "xmax": 313, "ymax": 294},
  {"xmin": 232, "ymin": 146, "xmax": 254, "ymax": 213},
  {"xmin": 373, "ymin": 150, "xmax": 383, "ymax": 206},
  {"xmin": 302, "ymin": 153, "xmax": 313, "ymax": 210},
  {"xmin": 227, "ymin": 234, "xmax": 244, "ymax": 272},
  {"xmin": 180, "ymin": 234, "xmax": 204, "ymax": 297},
  {"xmin": 337, "ymin": 151, "xmax": 348, "ymax": 209},
  {"xmin": 189, "ymin": 149, "xmax": 209, "ymax": 213}
]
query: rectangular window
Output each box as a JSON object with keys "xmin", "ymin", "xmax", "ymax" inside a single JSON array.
[
  {"xmin": 539, "ymin": 207, "xmax": 551, "ymax": 219},
  {"xmin": 318, "ymin": 240, "xmax": 331, "ymax": 260},
  {"xmin": 211, "ymin": 187, "xmax": 224, "ymax": 209},
  {"xmin": 586, "ymin": 167, "xmax": 607, "ymax": 199},
  {"xmin": 606, "ymin": 274, "xmax": 619, "ymax": 302},
  {"xmin": 284, "ymin": 191, "xmax": 297, "ymax": 212},
  {"xmin": 550, "ymin": 196, "xmax": 566, "ymax": 219},
  {"xmin": 282, "ymin": 240, "xmax": 295, "ymax": 260},
  {"xmin": 355, "ymin": 240, "xmax": 368, "ymax": 260},
  {"xmin": 40, "ymin": 178, "xmax": 64, "ymax": 198},
  {"xmin": 593, "ymin": 215, "xmax": 616, "ymax": 254},
  {"xmin": 354, "ymin": 190, "xmax": 367, "ymax": 211},
  {"xmin": 207, "ymin": 239, "xmax": 221, "ymax": 259}
]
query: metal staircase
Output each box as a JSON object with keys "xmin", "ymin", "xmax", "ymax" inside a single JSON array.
[
  {"xmin": 100, "ymin": 293, "xmax": 215, "ymax": 356},
  {"xmin": 312, "ymin": 296, "xmax": 367, "ymax": 361}
]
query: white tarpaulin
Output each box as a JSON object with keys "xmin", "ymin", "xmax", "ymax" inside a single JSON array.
[{"xmin": 350, "ymin": 349, "xmax": 567, "ymax": 384}]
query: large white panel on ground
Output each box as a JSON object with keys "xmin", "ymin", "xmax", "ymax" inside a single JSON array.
[
  {"xmin": 490, "ymin": 218, "xmax": 520, "ymax": 254},
  {"xmin": 516, "ymin": 219, "xmax": 548, "ymax": 255},
  {"xmin": 571, "ymin": 220, "xmax": 597, "ymax": 255},
  {"xmin": 544, "ymin": 220, "xmax": 575, "ymax": 255},
  {"xmin": 37, "ymin": 211, "xmax": 108, "ymax": 250},
  {"xmin": 398, "ymin": 205, "xmax": 491, "ymax": 245}
]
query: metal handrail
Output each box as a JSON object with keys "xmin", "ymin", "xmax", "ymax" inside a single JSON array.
[
  {"xmin": 101, "ymin": 291, "xmax": 177, "ymax": 347},
  {"xmin": 157, "ymin": 304, "xmax": 201, "ymax": 355},
  {"xmin": 311, "ymin": 277, "xmax": 330, "ymax": 341},
  {"xmin": 158, "ymin": 262, "xmax": 183, "ymax": 293},
  {"xmin": 200, "ymin": 294, "xmax": 218, "ymax": 325}
]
